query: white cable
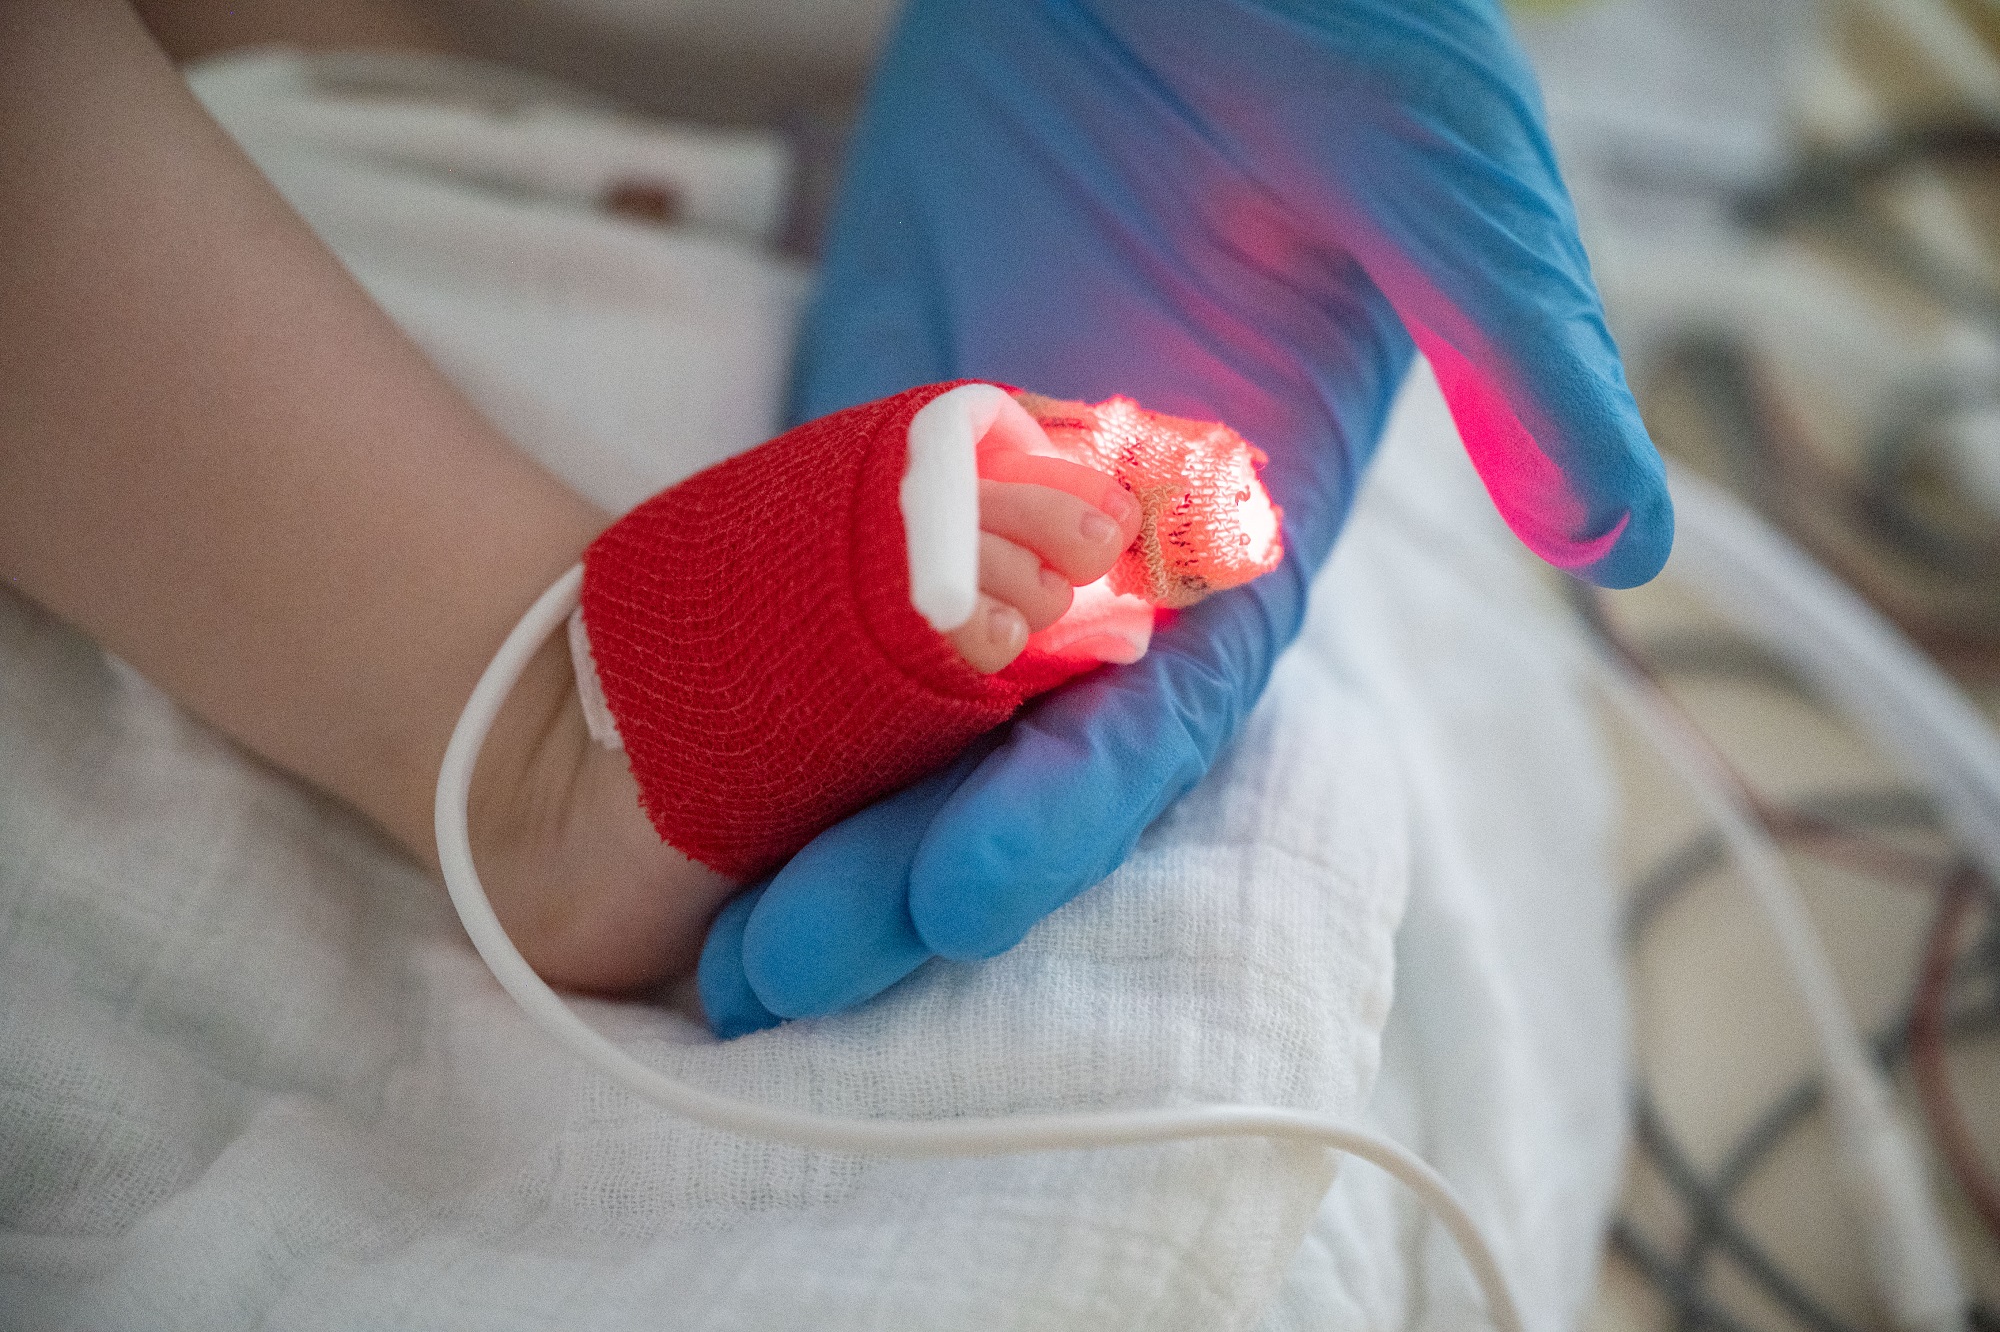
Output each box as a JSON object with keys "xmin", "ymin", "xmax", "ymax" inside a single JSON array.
[
  {"xmin": 1582, "ymin": 644, "xmax": 1966, "ymax": 1332},
  {"xmin": 1668, "ymin": 467, "xmax": 2000, "ymax": 905},
  {"xmin": 436, "ymin": 563, "xmax": 1529, "ymax": 1332},
  {"xmin": 1586, "ymin": 651, "xmax": 1859, "ymax": 1076},
  {"xmin": 1579, "ymin": 468, "xmax": 1991, "ymax": 1332},
  {"xmin": 1592, "ymin": 640, "xmax": 1968, "ymax": 1320},
  {"xmin": 442, "ymin": 465, "xmax": 1995, "ymax": 1332}
]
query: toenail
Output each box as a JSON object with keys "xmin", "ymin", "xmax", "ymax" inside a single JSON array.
[
  {"xmin": 1040, "ymin": 566, "xmax": 1069, "ymax": 597},
  {"xmin": 1104, "ymin": 488, "xmax": 1140, "ymax": 528},
  {"xmin": 1080, "ymin": 511, "xmax": 1119, "ymax": 545},
  {"xmin": 992, "ymin": 604, "xmax": 1026, "ymax": 649}
]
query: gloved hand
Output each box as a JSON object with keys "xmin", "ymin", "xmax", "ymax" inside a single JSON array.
[{"xmin": 698, "ymin": 0, "xmax": 1672, "ymax": 1036}]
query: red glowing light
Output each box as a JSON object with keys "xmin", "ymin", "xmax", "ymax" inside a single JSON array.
[{"xmin": 1013, "ymin": 392, "xmax": 1284, "ymax": 609}]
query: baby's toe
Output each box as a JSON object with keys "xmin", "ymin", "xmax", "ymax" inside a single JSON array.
[
  {"xmin": 979, "ymin": 478, "xmax": 1138, "ymax": 586},
  {"xmin": 980, "ymin": 532, "xmax": 1073, "ymax": 632},
  {"xmin": 947, "ymin": 594, "xmax": 1030, "ymax": 674}
]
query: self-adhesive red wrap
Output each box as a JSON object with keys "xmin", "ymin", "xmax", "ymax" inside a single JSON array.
[{"xmin": 579, "ymin": 381, "xmax": 1098, "ymax": 880}]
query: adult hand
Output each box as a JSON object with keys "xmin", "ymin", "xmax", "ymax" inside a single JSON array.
[{"xmin": 698, "ymin": 0, "xmax": 1671, "ymax": 1036}]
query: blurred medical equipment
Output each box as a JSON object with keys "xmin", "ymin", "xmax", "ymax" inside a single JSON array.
[
  {"xmin": 1585, "ymin": 473, "xmax": 1997, "ymax": 1332},
  {"xmin": 1554, "ymin": 0, "xmax": 2000, "ymax": 673},
  {"xmin": 1521, "ymin": 0, "xmax": 2000, "ymax": 1325}
]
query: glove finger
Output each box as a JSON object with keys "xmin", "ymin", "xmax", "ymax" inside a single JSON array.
[
  {"xmin": 1066, "ymin": 0, "xmax": 1671, "ymax": 587},
  {"xmin": 1306, "ymin": 22, "xmax": 1670, "ymax": 586},
  {"xmin": 738, "ymin": 736, "xmax": 1002, "ymax": 1018},
  {"xmin": 1335, "ymin": 162, "xmax": 1671, "ymax": 590},
  {"xmin": 697, "ymin": 883, "xmax": 783, "ymax": 1039},
  {"xmin": 909, "ymin": 556, "xmax": 1308, "ymax": 960}
]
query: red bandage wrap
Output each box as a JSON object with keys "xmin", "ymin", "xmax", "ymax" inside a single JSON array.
[{"xmin": 579, "ymin": 381, "xmax": 1094, "ymax": 880}]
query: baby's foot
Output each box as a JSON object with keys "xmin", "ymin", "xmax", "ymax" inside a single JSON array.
[
  {"xmin": 912, "ymin": 384, "xmax": 1281, "ymax": 675},
  {"xmin": 945, "ymin": 447, "xmax": 1142, "ymax": 673},
  {"xmin": 465, "ymin": 380, "xmax": 1264, "ymax": 1001}
]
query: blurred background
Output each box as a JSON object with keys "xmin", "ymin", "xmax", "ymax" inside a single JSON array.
[{"xmin": 1508, "ymin": 2, "xmax": 2000, "ymax": 1328}]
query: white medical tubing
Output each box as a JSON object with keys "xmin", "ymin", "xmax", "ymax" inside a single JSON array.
[
  {"xmin": 1581, "ymin": 466, "xmax": 1996, "ymax": 1332},
  {"xmin": 1584, "ymin": 647, "xmax": 1967, "ymax": 1332},
  {"xmin": 1669, "ymin": 468, "xmax": 2000, "ymax": 908},
  {"xmin": 437, "ymin": 563, "xmax": 1528, "ymax": 1332},
  {"xmin": 444, "ymin": 459, "xmax": 2000, "ymax": 1332}
]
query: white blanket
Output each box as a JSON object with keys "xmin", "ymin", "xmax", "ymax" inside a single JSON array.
[{"xmin": 0, "ymin": 52, "xmax": 1626, "ymax": 1332}]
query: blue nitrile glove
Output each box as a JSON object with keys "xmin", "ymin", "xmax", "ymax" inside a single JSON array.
[{"xmin": 697, "ymin": 0, "xmax": 1672, "ymax": 1038}]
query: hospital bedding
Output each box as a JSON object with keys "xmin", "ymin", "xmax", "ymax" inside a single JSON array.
[{"xmin": 0, "ymin": 53, "xmax": 1627, "ymax": 1330}]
